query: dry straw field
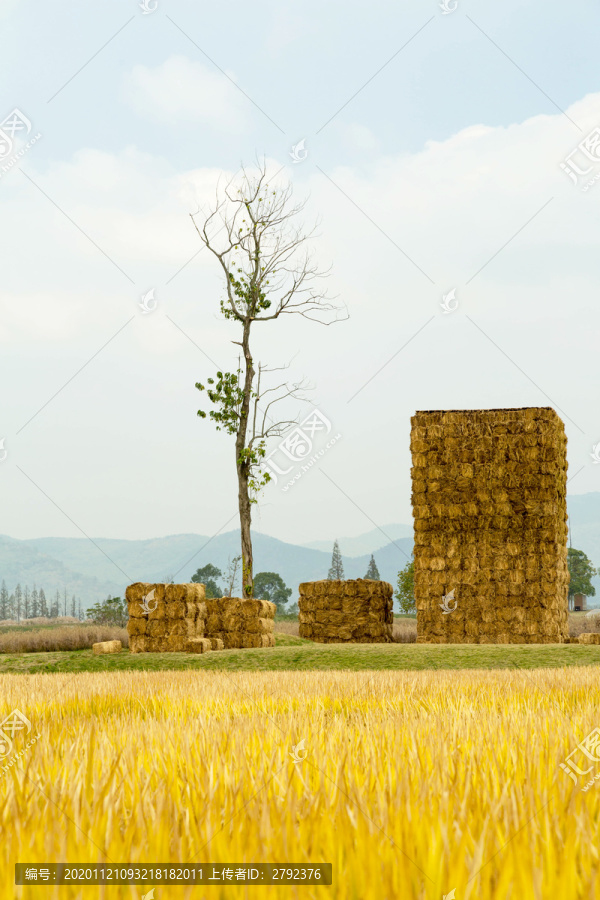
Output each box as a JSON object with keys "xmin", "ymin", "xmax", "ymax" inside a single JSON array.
[{"xmin": 2, "ymin": 667, "xmax": 600, "ymax": 899}]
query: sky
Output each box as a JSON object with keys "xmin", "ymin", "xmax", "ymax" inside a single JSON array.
[{"xmin": 1, "ymin": 0, "xmax": 600, "ymax": 548}]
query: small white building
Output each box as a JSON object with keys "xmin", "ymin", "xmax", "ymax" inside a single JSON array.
[{"xmin": 573, "ymin": 592, "xmax": 587, "ymax": 612}]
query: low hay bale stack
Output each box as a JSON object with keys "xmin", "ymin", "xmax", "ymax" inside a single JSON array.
[
  {"xmin": 298, "ymin": 579, "xmax": 393, "ymax": 643},
  {"xmin": 204, "ymin": 597, "xmax": 276, "ymax": 649},
  {"xmin": 411, "ymin": 407, "xmax": 569, "ymax": 644},
  {"xmin": 126, "ymin": 583, "xmax": 276, "ymax": 652}
]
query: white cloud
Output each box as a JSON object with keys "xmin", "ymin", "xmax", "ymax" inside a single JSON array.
[{"xmin": 122, "ymin": 55, "xmax": 252, "ymax": 132}]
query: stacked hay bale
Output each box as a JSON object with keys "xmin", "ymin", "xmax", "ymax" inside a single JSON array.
[
  {"xmin": 127, "ymin": 583, "xmax": 276, "ymax": 652},
  {"xmin": 411, "ymin": 407, "xmax": 569, "ymax": 644},
  {"xmin": 127, "ymin": 582, "xmax": 208, "ymax": 652},
  {"xmin": 298, "ymin": 579, "xmax": 393, "ymax": 643},
  {"xmin": 204, "ymin": 597, "xmax": 276, "ymax": 648}
]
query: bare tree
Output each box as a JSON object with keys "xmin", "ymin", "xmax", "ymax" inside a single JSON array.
[
  {"xmin": 193, "ymin": 161, "xmax": 345, "ymax": 595},
  {"xmin": 223, "ymin": 555, "xmax": 242, "ymax": 598}
]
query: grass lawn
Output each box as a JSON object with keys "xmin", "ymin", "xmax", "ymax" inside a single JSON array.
[{"xmin": 1, "ymin": 632, "xmax": 600, "ymax": 672}]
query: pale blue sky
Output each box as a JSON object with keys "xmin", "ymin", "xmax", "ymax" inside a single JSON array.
[{"xmin": 1, "ymin": 0, "xmax": 599, "ymax": 547}]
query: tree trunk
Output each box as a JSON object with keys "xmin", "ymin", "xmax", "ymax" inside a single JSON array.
[
  {"xmin": 236, "ymin": 318, "xmax": 255, "ymax": 596},
  {"xmin": 239, "ymin": 468, "xmax": 253, "ymax": 596}
]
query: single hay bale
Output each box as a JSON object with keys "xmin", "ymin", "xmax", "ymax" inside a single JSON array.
[
  {"xmin": 578, "ymin": 633, "xmax": 600, "ymax": 645},
  {"xmin": 146, "ymin": 619, "xmax": 168, "ymax": 638},
  {"xmin": 148, "ymin": 600, "xmax": 167, "ymax": 620},
  {"xmin": 209, "ymin": 638, "xmax": 224, "ymax": 651},
  {"xmin": 165, "ymin": 600, "xmax": 186, "ymax": 619},
  {"xmin": 241, "ymin": 633, "xmax": 276, "ymax": 648},
  {"xmin": 185, "ymin": 617, "xmax": 206, "ymax": 637},
  {"xmin": 222, "ymin": 613, "xmax": 245, "ymax": 631},
  {"xmin": 207, "ymin": 614, "xmax": 222, "ymax": 633},
  {"xmin": 145, "ymin": 637, "xmax": 161, "ymax": 652},
  {"xmin": 93, "ymin": 640, "xmax": 122, "ymax": 654},
  {"xmin": 187, "ymin": 583, "xmax": 206, "ymax": 601},
  {"xmin": 221, "ymin": 632, "xmax": 243, "ymax": 649},
  {"xmin": 185, "ymin": 600, "xmax": 207, "ymax": 620},
  {"xmin": 186, "ymin": 637, "xmax": 212, "ymax": 653},
  {"xmin": 129, "ymin": 635, "xmax": 148, "ymax": 653},
  {"xmin": 127, "ymin": 618, "xmax": 147, "ymax": 636},
  {"xmin": 162, "ymin": 635, "xmax": 186, "ymax": 652},
  {"xmin": 242, "ymin": 599, "xmax": 277, "ymax": 619}
]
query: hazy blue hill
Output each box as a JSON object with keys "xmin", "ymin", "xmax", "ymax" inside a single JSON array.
[
  {"xmin": 1, "ymin": 530, "xmax": 411, "ymax": 610},
  {"xmin": 0, "ymin": 535, "xmax": 122, "ymax": 606}
]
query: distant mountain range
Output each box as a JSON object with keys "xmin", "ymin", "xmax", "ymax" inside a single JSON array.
[
  {"xmin": 0, "ymin": 530, "xmax": 413, "ymax": 612},
  {"xmin": 1, "ymin": 492, "xmax": 599, "ymax": 612}
]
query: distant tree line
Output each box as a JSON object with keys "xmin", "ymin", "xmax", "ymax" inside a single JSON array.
[
  {"xmin": 190, "ymin": 565, "xmax": 297, "ymax": 614},
  {"xmin": 0, "ymin": 581, "xmax": 84, "ymax": 622}
]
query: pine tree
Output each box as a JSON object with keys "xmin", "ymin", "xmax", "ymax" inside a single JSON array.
[
  {"xmin": 7, "ymin": 593, "xmax": 15, "ymax": 620},
  {"xmin": 327, "ymin": 540, "xmax": 345, "ymax": 581},
  {"xmin": 0, "ymin": 580, "xmax": 9, "ymax": 619},
  {"xmin": 364, "ymin": 554, "xmax": 380, "ymax": 580},
  {"xmin": 31, "ymin": 585, "xmax": 39, "ymax": 618},
  {"xmin": 71, "ymin": 594, "xmax": 76, "ymax": 618},
  {"xmin": 14, "ymin": 584, "xmax": 23, "ymax": 621},
  {"xmin": 23, "ymin": 585, "xmax": 30, "ymax": 619},
  {"xmin": 50, "ymin": 590, "xmax": 59, "ymax": 618},
  {"xmin": 39, "ymin": 588, "xmax": 48, "ymax": 617}
]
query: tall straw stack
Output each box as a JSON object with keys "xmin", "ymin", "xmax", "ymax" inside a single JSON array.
[
  {"xmin": 411, "ymin": 407, "xmax": 569, "ymax": 644},
  {"xmin": 126, "ymin": 584, "xmax": 276, "ymax": 652},
  {"xmin": 298, "ymin": 579, "xmax": 393, "ymax": 643}
]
